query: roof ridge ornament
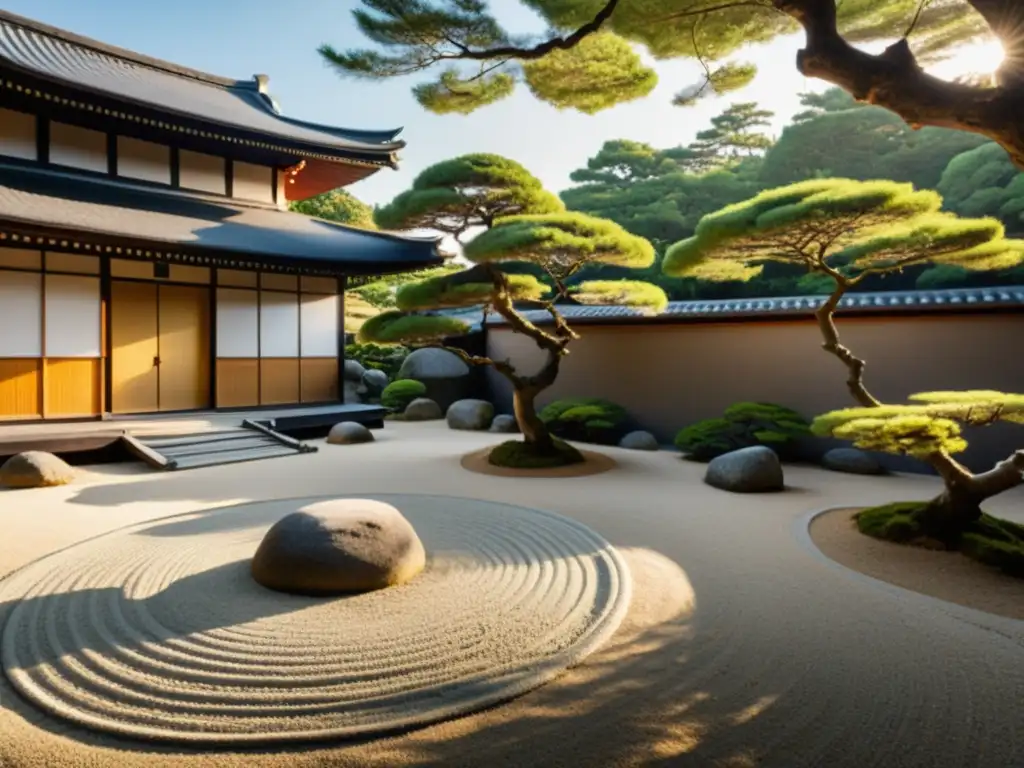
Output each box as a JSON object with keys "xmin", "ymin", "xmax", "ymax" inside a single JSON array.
[{"xmin": 253, "ymin": 74, "xmax": 281, "ymax": 114}]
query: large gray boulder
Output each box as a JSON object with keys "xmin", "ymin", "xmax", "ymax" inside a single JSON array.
[
  {"xmin": 619, "ymin": 430, "xmax": 659, "ymax": 451},
  {"xmin": 361, "ymin": 369, "xmax": 389, "ymax": 400},
  {"xmin": 704, "ymin": 446, "xmax": 784, "ymax": 493},
  {"xmin": 0, "ymin": 451, "xmax": 75, "ymax": 488},
  {"xmin": 343, "ymin": 359, "xmax": 367, "ymax": 404},
  {"xmin": 397, "ymin": 348, "xmax": 472, "ymax": 412},
  {"xmin": 822, "ymin": 447, "xmax": 884, "ymax": 475},
  {"xmin": 489, "ymin": 414, "xmax": 518, "ymax": 433},
  {"xmin": 251, "ymin": 499, "xmax": 425, "ymax": 595},
  {"xmin": 447, "ymin": 399, "xmax": 495, "ymax": 431},
  {"xmin": 403, "ymin": 397, "xmax": 443, "ymax": 421},
  {"xmin": 327, "ymin": 421, "xmax": 374, "ymax": 445}
]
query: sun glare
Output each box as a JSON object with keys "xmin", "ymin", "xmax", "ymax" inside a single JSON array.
[{"xmin": 929, "ymin": 39, "xmax": 1005, "ymax": 80}]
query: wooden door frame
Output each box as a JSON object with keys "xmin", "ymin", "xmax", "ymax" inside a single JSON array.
[
  {"xmin": 106, "ymin": 270, "xmax": 212, "ymax": 415},
  {"xmin": 155, "ymin": 282, "xmax": 211, "ymax": 412},
  {"xmin": 108, "ymin": 279, "xmax": 160, "ymax": 415}
]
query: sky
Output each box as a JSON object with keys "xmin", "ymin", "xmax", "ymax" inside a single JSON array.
[{"xmin": 5, "ymin": 0, "xmax": 999, "ymax": 209}]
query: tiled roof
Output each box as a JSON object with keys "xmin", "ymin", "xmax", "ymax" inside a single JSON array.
[
  {"xmin": 0, "ymin": 163, "xmax": 441, "ymax": 272},
  {"xmin": 435, "ymin": 285, "xmax": 1024, "ymax": 330},
  {"xmin": 0, "ymin": 11, "xmax": 403, "ymax": 160}
]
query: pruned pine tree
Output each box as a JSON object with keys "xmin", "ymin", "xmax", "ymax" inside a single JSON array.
[
  {"xmin": 359, "ymin": 155, "xmax": 665, "ymax": 467},
  {"xmin": 662, "ymin": 177, "xmax": 1024, "ymax": 538}
]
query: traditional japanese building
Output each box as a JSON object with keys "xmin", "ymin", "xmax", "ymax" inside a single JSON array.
[{"xmin": 0, "ymin": 10, "xmax": 440, "ymax": 422}]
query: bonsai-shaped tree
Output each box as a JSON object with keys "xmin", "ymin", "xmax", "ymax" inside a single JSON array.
[
  {"xmin": 374, "ymin": 153, "xmax": 563, "ymax": 239},
  {"xmin": 359, "ymin": 155, "xmax": 665, "ymax": 467},
  {"xmin": 662, "ymin": 178, "xmax": 1024, "ymax": 543}
]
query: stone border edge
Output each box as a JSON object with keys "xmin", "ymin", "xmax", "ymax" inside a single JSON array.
[{"xmin": 794, "ymin": 507, "xmax": 1024, "ymax": 635}]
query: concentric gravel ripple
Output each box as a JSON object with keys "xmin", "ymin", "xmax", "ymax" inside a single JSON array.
[{"xmin": 0, "ymin": 494, "xmax": 631, "ymax": 745}]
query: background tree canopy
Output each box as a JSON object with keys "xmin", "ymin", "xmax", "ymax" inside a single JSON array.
[{"xmin": 556, "ymin": 91, "xmax": 1024, "ymax": 301}]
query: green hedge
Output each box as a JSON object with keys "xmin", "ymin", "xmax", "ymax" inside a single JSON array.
[
  {"xmin": 345, "ymin": 342, "xmax": 410, "ymax": 381},
  {"xmin": 674, "ymin": 402, "xmax": 811, "ymax": 461},
  {"xmin": 539, "ymin": 397, "xmax": 629, "ymax": 445},
  {"xmin": 381, "ymin": 379, "xmax": 427, "ymax": 412}
]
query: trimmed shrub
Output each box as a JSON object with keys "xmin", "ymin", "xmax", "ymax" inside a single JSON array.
[
  {"xmin": 539, "ymin": 398, "xmax": 629, "ymax": 445},
  {"xmin": 674, "ymin": 402, "xmax": 811, "ymax": 461},
  {"xmin": 345, "ymin": 342, "xmax": 410, "ymax": 381},
  {"xmin": 488, "ymin": 439, "xmax": 585, "ymax": 469},
  {"xmin": 381, "ymin": 379, "xmax": 427, "ymax": 412}
]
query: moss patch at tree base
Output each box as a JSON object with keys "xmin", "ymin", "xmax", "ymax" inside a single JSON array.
[
  {"xmin": 810, "ymin": 508, "xmax": 1024, "ymax": 620},
  {"xmin": 460, "ymin": 441, "xmax": 617, "ymax": 478},
  {"xmin": 856, "ymin": 501, "xmax": 1024, "ymax": 579},
  {"xmin": 489, "ymin": 439, "xmax": 586, "ymax": 469}
]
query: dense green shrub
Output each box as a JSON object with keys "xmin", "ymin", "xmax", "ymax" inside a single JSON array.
[
  {"xmin": 857, "ymin": 501, "xmax": 1024, "ymax": 578},
  {"xmin": 488, "ymin": 439, "xmax": 585, "ymax": 469},
  {"xmin": 345, "ymin": 342, "xmax": 410, "ymax": 380},
  {"xmin": 381, "ymin": 379, "xmax": 427, "ymax": 412},
  {"xmin": 674, "ymin": 402, "xmax": 811, "ymax": 461},
  {"xmin": 539, "ymin": 398, "xmax": 629, "ymax": 445}
]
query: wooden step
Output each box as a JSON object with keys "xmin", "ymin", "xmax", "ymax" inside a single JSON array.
[
  {"xmin": 156, "ymin": 435, "xmax": 280, "ymax": 458},
  {"xmin": 170, "ymin": 444, "xmax": 304, "ymax": 470},
  {"xmin": 122, "ymin": 422, "xmax": 316, "ymax": 472}
]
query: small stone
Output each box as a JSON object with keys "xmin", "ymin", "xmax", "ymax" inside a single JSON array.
[
  {"xmin": 619, "ymin": 430, "xmax": 659, "ymax": 451},
  {"xmin": 403, "ymin": 397, "xmax": 443, "ymax": 421},
  {"xmin": 822, "ymin": 447, "xmax": 884, "ymax": 475},
  {"xmin": 489, "ymin": 414, "xmax": 518, "ymax": 433},
  {"xmin": 251, "ymin": 499, "xmax": 426, "ymax": 595},
  {"xmin": 0, "ymin": 451, "xmax": 75, "ymax": 488},
  {"xmin": 704, "ymin": 446, "xmax": 784, "ymax": 493},
  {"xmin": 327, "ymin": 422, "xmax": 375, "ymax": 445},
  {"xmin": 447, "ymin": 399, "xmax": 495, "ymax": 431}
]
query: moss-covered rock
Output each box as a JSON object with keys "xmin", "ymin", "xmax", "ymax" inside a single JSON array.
[
  {"xmin": 381, "ymin": 379, "xmax": 427, "ymax": 412},
  {"xmin": 539, "ymin": 398, "xmax": 629, "ymax": 445},
  {"xmin": 345, "ymin": 342, "xmax": 410, "ymax": 381},
  {"xmin": 487, "ymin": 439, "xmax": 586, "ymax": 469},
  {"xmin": 856, "ymin": 501, "xmax": 1024, "ymax": 578},
  {"xmin": 674, "ymin": 402, "xmax": 811, "ymax": 461}
]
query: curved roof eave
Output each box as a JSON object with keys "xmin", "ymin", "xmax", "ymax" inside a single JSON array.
[{"xmin": 0, "ymin": 10, "xmax": 406, "ymax": 157}]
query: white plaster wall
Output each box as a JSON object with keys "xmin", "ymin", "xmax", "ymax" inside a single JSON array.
[
  {"xmin": 259, "ymin": 291, "xmax": 299, "ymax": 357},
  {"xmin": 233, "ymin": 161, "xmax": 274, "ymax": 204},
  {"xmin": 0, "ymin": 108, "xmax": 37, "ymax": 161},
  {"xmin": 49, "ymin": 122, "xmax": 107, "ymax": 174},
  {"xmin": 300, "ymin": 294, "xmax": 338, "ymax": 357},
  {"xmin": 216, "ymin": 288, "xmax": 259, "ymax": 358},
  {"xmin": 117, "ymin": 136, "xmax": 171, "ymax": 185},
  {"xmin": 0, "ymin": 270, "xmax": 42, "ymax": 356},
  {"xmin": 486, "ymin": 314, "xmax": 1024, "ymax": 471},
  {"xmin": 44, "ymin": 275, "xmax": 101, "ymax": 358},
  {"xmin": 180, "ymin": 150, "xmax": 226, "ymax": 194}
]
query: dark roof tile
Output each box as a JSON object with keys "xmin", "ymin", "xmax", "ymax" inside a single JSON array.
[
  {"xmin": 0, "ymin": 163, "xmax": 441, "ymax": 272},
  {"xmin": 433, "ymin": 284, "xmax": 1024, "ymax": 329}
]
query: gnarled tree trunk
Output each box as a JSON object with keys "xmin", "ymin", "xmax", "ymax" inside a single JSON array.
[{"xmin": 815, "ymin": 280, "xmax": 1024, "ymax": 540}]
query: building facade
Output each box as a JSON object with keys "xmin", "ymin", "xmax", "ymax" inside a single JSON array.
[{"xmin": 0, "ymin": 11, "xmax": 439, "ymax": 422}]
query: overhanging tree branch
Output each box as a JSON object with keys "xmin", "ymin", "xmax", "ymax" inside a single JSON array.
[
  {"xmin": 444, "ymin": 0, "xmax": 621, "ymax": 61},
  {"xmin": 774, "ymin": 0, "xmax": 1024, "ymax": 167}
]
